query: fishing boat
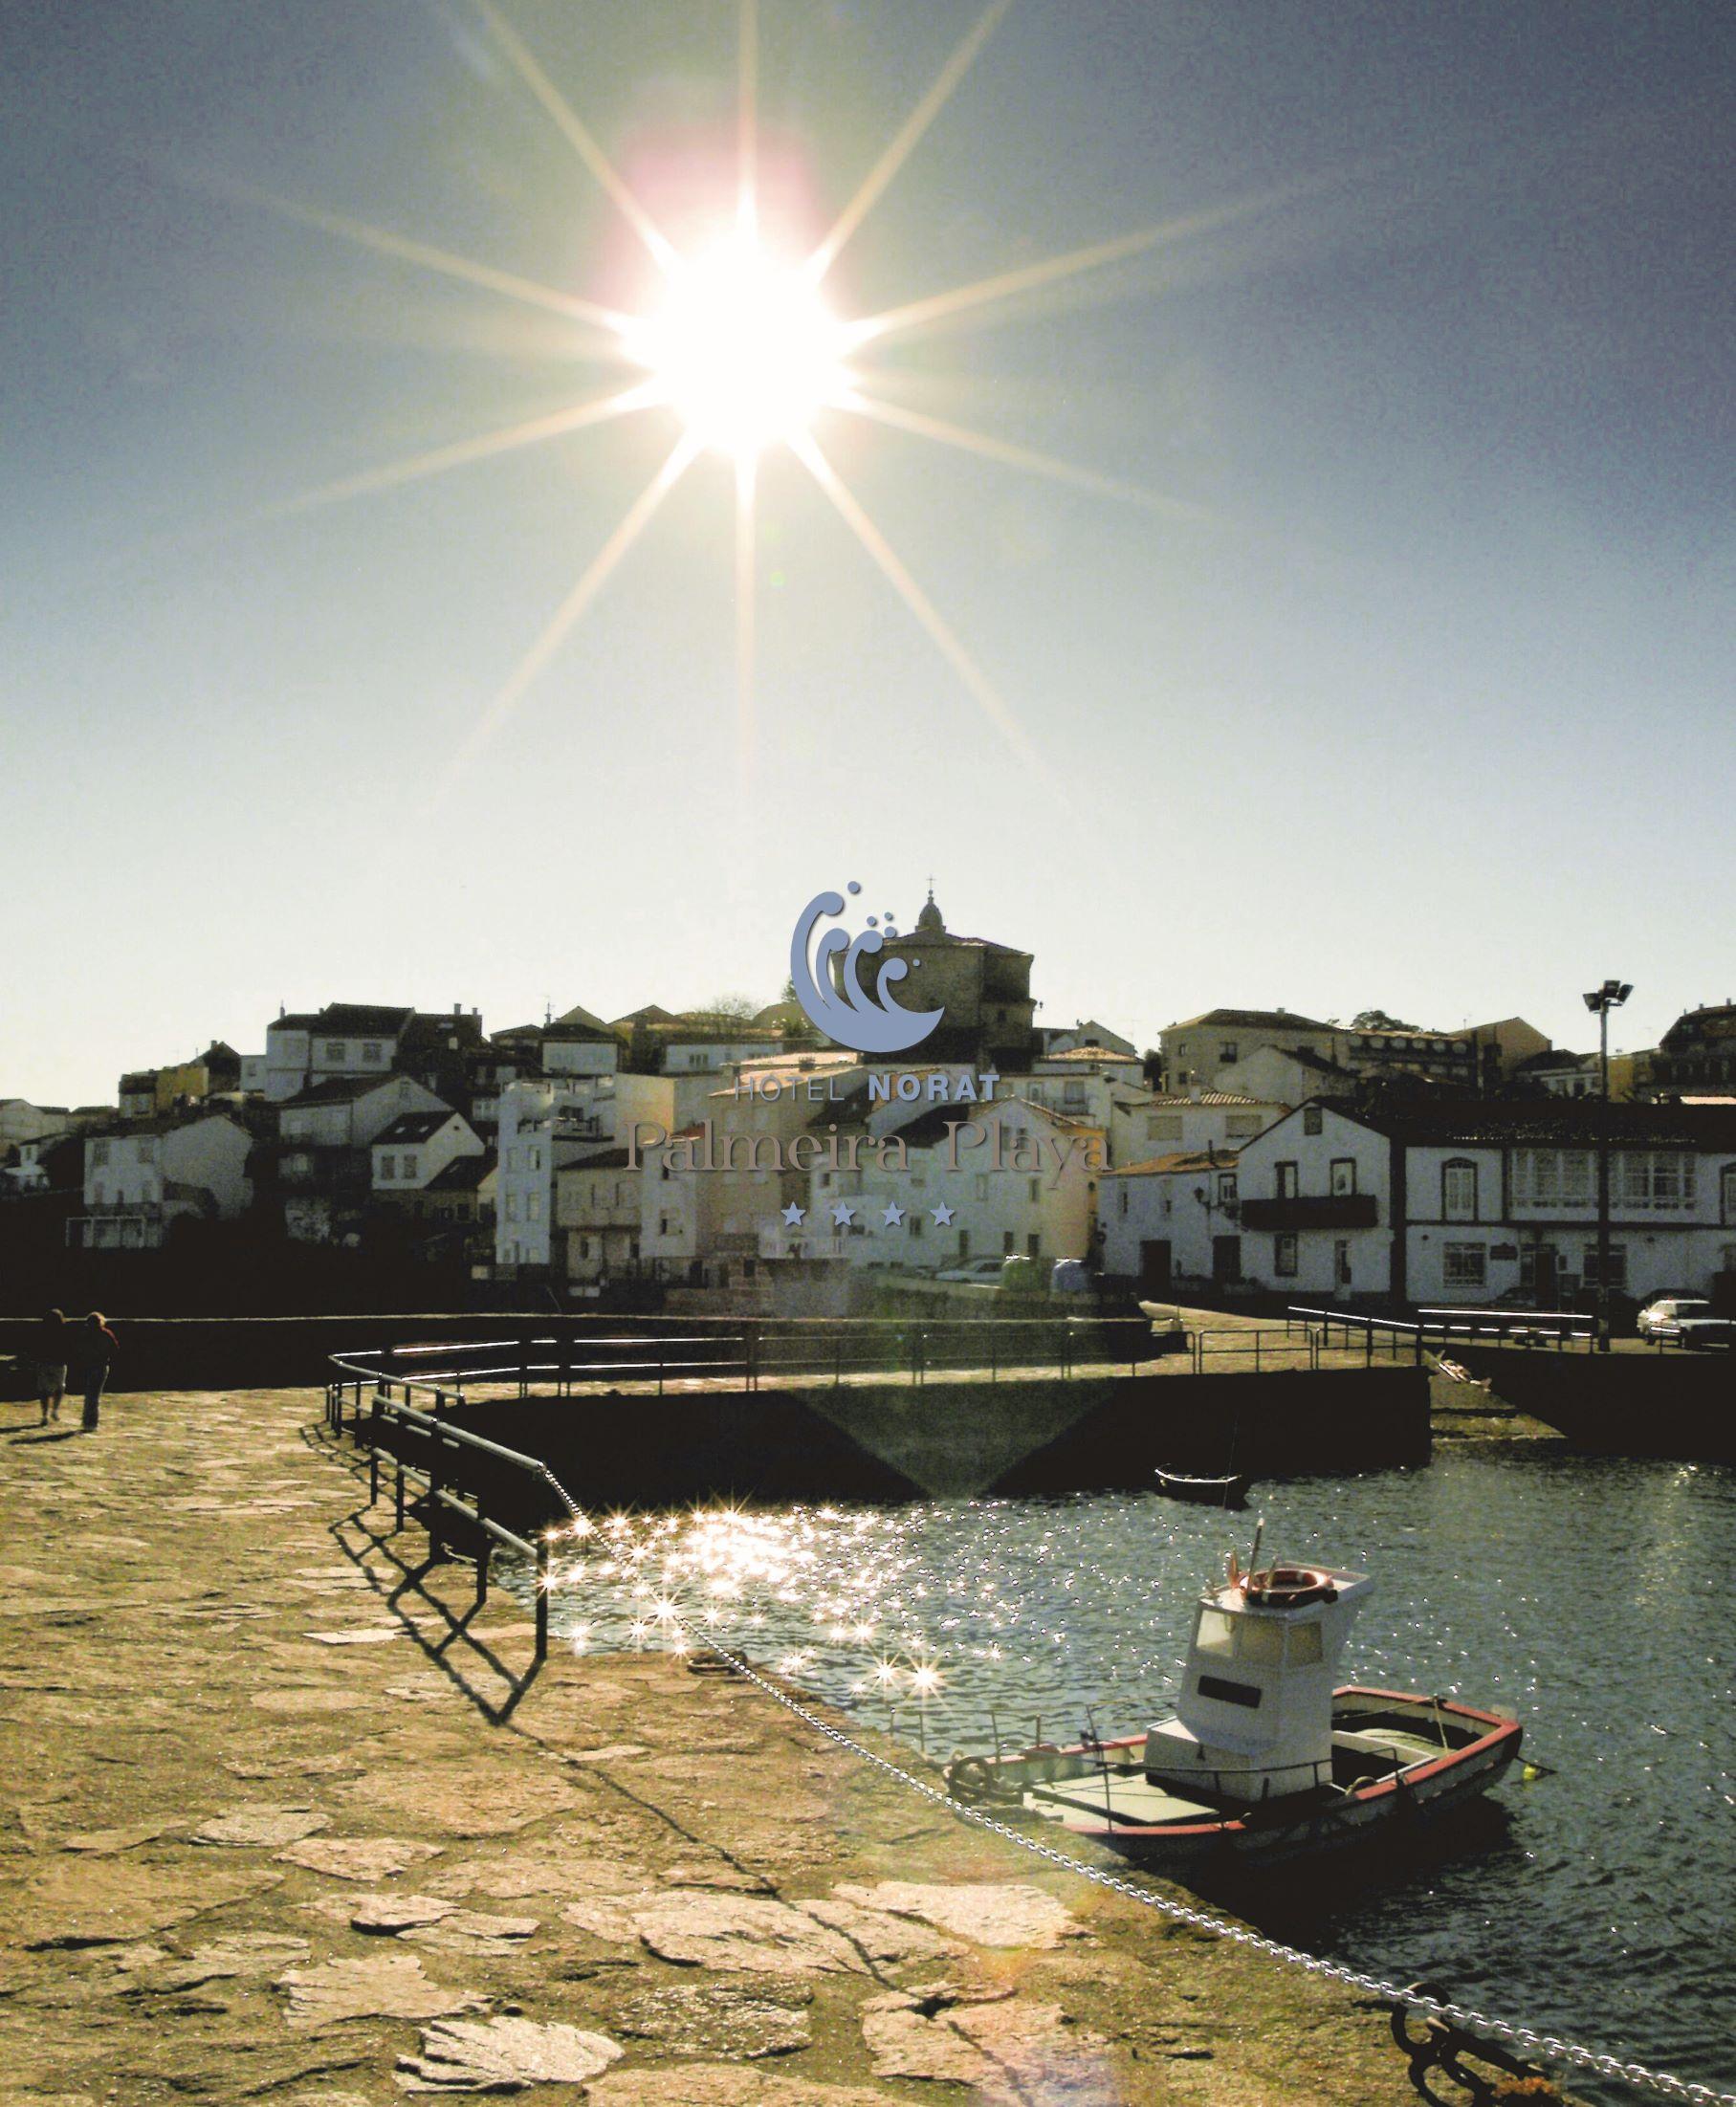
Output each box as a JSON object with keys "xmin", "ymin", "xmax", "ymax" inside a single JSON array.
[
  {"xmin": 1154, "ymin": 1467, "xmax": 1252, "ymax": 1508},
  {"xmin": 943, "ymin": 1528, "xmax": 1522, "ymax": 1865}
]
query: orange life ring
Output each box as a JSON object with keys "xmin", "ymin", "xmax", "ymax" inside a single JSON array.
[{"xmin": 1244, "ymin": 1566, "xmax": 1337, "ymax": 1608}]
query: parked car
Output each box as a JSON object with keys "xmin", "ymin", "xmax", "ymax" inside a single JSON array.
[
  {"xmin": 934, "ymin": 1256, "xmax": 1011, "ymax": 1285},
  {"xmin": 1636, "ymin": 1296, "xmax": 1735, "ymax": 1350}
]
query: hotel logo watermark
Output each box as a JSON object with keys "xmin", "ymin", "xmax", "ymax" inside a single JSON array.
[{"xmin": 788, "ymin": 883, "xmax": 943, "ymax": 1055}]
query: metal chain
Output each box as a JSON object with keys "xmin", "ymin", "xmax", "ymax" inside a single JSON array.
[{"xmin": 520, "ymin": 1469, "xmax": 1735, "ymax": 2107}]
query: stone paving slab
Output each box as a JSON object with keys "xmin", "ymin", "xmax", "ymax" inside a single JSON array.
[{"xmin": 0, "ymin": 1389, "xmax": 1460, "ymax": 2103}]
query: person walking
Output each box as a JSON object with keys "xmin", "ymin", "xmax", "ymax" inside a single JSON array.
[
  {"xmin": 34, "ymin": 1308, "xmax": 68, "ymax": 1426},
  {"xmin": 75, "ymin": 1312, "xmax": 118, "ymax": 1433}
]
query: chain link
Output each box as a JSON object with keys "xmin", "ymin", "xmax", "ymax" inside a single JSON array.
[{"xmin": 525, "ymin": 1475, "xmax": 1734, "ymax": 2107}]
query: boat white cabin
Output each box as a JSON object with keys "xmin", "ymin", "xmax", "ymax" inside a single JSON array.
[{"xmin": 1144, "ymin": 1559, "xmax": 1373, "ymax": 1803}]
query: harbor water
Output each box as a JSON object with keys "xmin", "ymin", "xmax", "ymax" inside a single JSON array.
[{"xmin": 537, "ymin": 1450, "xmax": 1736, "ymax": 2104}]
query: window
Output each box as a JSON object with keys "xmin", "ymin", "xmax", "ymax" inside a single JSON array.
[
  {"xmin": 505, "ymin": 1195, "xmax": 520, "ymax": 1222},
  {"xmin": 528, "ymin": 1146, "xmax": 542, "ymax": 1172},
  {"xmin": 975, "ymin": 1174, "xmax": 990, "ymax": 1200},
  {"xmin": 137, "ymin": 1138, "xmax": 157, "ymax": 1164},
  {"xmin": 1118, "ymin": 1184, "xmax": 1130, "ymax": 1216},
  {"xmin": 1443, "ymin": 1241, "xmax": 1487, "ymax": 1286},
  {"xmin": 323, "ymin": 1041, "xmax": 344, "ymax": 1062},
  {"xmin": 1329, "ymin": 1158, "xmax": 1356, "ymax": 1197},
  {"xmin": 362, "ymin": 1043, "xmax": 383, "ymax": 1064},
  {"xmin": 1225, "ymin": 1113, "xmax": 1262, "ymax": 1138},
  {"xmin": 1583, "ymin": 1244, "xmax": 1628, "ymax": 1288},
  {"xmin": 1218, "ymin": 1173, "xmax": 1237, "ymax": 1204},
  {"xmin": 1275, "ymin": 1161, "xmax": 1299, "ymax": 1198},
  {"xmin": 1027, "ymin": 1176, "xmax": 1040, "ymax": 1201},
  {"xmin": 1147, "ymin": 1113, "xmax": 1183, "ymax": 1142},
  {"xmin": 92, "ymin": 1141, "xmax": 110, "ymax": 1168},
  {"xmin": 1027, "ymin": 1232, "xmax": 1042, "ymax": 1258},
  {"xmin": 527, "ymin": 1193, "xmax": 540, "ymax": 1220},
  {"xmin": 1274, "ymin": 1233, "xmax": 1298, "ymax": 1276},
  {"xmin": 1219, "ymin": 1041, "xmax": 1240, "ymax": 1064},
  {"xmin": 1334, "ymin": 1240, "xmax": 1351, "ymax": 1286},
  {"xmin": 1002, "ymin": 1230, "xmax": 1016, "ymax": 1255},
  {"xmin": 1195, "ymin": 1608, "xmax": 1237, "ymax": 1656},
  {"xmin": 957, "ymin": 1229, "xmax": 970, "ymax": 1258},
  {"xmin": 1441, "ymin": 1159, "xmax": 1478, "ymax": 1221},
  {"xmin": 1303, "ymin": 1107, "xmax": 1323, "ymax": 1135},
  {"xmin": 910, "ymin": 1215, "xmax": 924, "ymax": 1238},
  {"xmin": 400, "ymin": 1152, "xmax": 418, "ymax": 1180},
  {"xmin": 379, "ymin": 1154, "xmax": 395, "ymax": 1179},
  {"xmin": 1287, "ymin": 1623, "xmax": 1324, "ymax": 1665}
]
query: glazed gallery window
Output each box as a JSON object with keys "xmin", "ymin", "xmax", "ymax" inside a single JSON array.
[
  {"xmin": 1617, "ymin": 1152, "xmax": 1695, "ymax": 1209},
  {"xmin": 1329, "ymin": 1158, "xmax": 1356, "ymax": 1196},
  {"xmin": 1443, "ymin": 1241, "xmax": 1487, "ymax": 1286},
  {"xmin": 1583, "ymin": 1245, "xmax": 1628, "ymax": 1287},
  {"xmin": 1274, "ymin": 1233, "xmax": 1299, "ymax": 1275},
  {"xmin": 1442, "ymin": 1159, "xmax": 1479, "ymax": 1220},
  {"xmin": 1275, "ymin": 1161, "xmax": 1299, "ymax": 1198},
  {"xmin": 1511, "ymin": 1149, "xmax": 1592, "ymax": 1206}
]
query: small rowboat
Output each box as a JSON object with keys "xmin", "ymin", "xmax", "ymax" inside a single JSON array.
[
  {"xmin": 944, "ymin": 1539, "xmax": 1521, "ymax": 1866},
  {"xmin": 1155, "ymin": 1468, "xmax": 1252, "ymax": 1508}
]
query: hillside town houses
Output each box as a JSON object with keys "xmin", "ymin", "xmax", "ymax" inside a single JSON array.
[{"xmin": 4, "ymin": 899, "xmax": 1734, "ymax": 1313}]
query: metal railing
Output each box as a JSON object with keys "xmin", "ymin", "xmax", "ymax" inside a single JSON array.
[
  {"xmin": 327, "ymin": 1381, "xmax": 560, "ymax": 1661},
  {"xmin": 1286, "ymin": 1305, "xmax": 1596, "ymax": 1364},
  {"xmin": 326, "ymin": 1316, "xmax": 1159, "ymax": 1406}
]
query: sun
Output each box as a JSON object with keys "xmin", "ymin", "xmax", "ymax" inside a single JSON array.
[
  {"xmin": 248, "ymin": 0, "xmax": 1231, "ymax": 786},
  {"xmin": 627, "ymin": 232, "xmax": 854, "ymax": 462}
]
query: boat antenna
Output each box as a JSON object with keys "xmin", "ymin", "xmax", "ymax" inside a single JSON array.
[{"xmin": 1247, "ymin": 1518, "xmax": 1264, "ymax": 1584}]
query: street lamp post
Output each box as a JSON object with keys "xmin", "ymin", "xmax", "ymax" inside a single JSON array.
[{"xmin": 1582, "ymin": 977, "xmax": 1633, "ymax": 1353}]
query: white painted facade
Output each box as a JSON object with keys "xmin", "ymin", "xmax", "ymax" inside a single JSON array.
[
  {"xmin": 1098, "ymin": 1151, "xmax": 1243, "ymax": 1288},
  {"xmin": 74, "ymin": 1114, "xmax": 253, "ymax": 1249},
  {"xmin": 263, "ymin": 1008, "xmax": 412, "ymax": 1102},
  {"xmin": 495, "ymin": 1073, "xmax": 678, "ymax": 1271},
  {"xmin": 278, "ymin": 1074, "xmax": 447, "ymax": 1150},
  {"xmin": 372, "ymin": 1111, "xmax": 485, "ymax": 1195},
  {"xmin": 0, "ymin": 1100, "xmax": 72, "ymax": 1147},
  {"xmin": 789, "ymin": 1099, "xmax": 1105, "ymax": 1274}
]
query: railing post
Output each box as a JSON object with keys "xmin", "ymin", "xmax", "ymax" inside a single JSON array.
[
  {"xmin": 835, "ymin": 1335, "xmax": 844, "ymax": 1389},
  {"xmin": 395, "ymin": 1457, "xmax": 406, "ymax": 1531},
  {"xmin": 427, "ymin": 1438, "xmax": 445, "ymax": 1564},
  {"xmin": 368, "ymin": 1445, "xmax": 379, "ymax": 1505},
  {"xmin": 534, "ymin": 1533, "xmax": 549, "ymax": 1662},
  {"xmin": 1365, "ymin": 1323, "xmax": 1373, "ymax": 1368},
  {"xmin": 476, "ymin": 1539, "xmax": 490, "ymax": 1609}
]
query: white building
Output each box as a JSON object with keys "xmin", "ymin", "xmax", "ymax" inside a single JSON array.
[
  {"xmin": 791, "ymin": 1096, "xmax": 1106, "ymax": 1275},
  {"xmin": 71, "ymin": 1112, "xmax": 253, "ymax": 1250},
  {"xmin": 263, "ymin": 1003, "xmax": 415, "ymax": 1103},
  {"xmin": 0, "ymin": 1099, "xmax": 72, "ymax": 1148},
  {"xmin": 1228, "ymin": 1099, "xmax": 1736, "ymax": 1307},
  {"xmin": 495, "ymin": 1073, "xmax": 680, "ymax": 1274},
  {"xmin": 371, "ymin": 1110, "xmax": 485, "ymax": 1196},
  {"xmin": 1098, "ymin": 1147, "xmax": 1244, "ymax": 1294}
]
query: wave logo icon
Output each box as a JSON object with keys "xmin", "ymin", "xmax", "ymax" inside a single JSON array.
[{"xmin": 789, "ymin": 885, "xmax": 945, "ymax": 1056}]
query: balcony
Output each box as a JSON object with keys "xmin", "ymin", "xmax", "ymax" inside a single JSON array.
[{"xmin": 1241, "ymin": 1195, "xmax": 1378, "ymax": 1231}]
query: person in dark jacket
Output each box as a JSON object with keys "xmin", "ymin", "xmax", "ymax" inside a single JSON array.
[
  {"xmin": 74, "ymin": 1313, "xmax": 118, "ymax": 1433},
  {"xmin": 34, "ymin": 1308, "xmax": 68, "ymax": 1426}
]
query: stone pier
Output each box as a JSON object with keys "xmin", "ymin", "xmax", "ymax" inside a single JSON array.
[{"xmin": 1, "ymin": 1390, "xmax": 1488, "ymax": 2103}]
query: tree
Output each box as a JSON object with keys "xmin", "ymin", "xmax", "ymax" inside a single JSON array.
[
  {"xmin": 1351, "ymin": 1008, "xmax": 1420, "ymax": 1032},
  {"xmin": 697, "ymin": 993, "xmax": 759, "ymax": 1023}
]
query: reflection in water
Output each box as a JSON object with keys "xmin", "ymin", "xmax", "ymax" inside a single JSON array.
[{"xmin": 533, "ymin": 1454, "xmax": 1736, "ymax": 2105}]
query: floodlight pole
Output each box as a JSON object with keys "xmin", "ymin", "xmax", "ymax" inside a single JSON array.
[{"xmin": 1583, "ymin": 978, "xmax": 1632, "ymax": 1354}]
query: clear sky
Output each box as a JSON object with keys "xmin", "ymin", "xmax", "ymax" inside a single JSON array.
[{"xmin": 2, "ymin": 0, "xmax": 1730, "ymax": 1108}]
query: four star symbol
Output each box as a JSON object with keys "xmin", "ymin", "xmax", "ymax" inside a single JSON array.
[{"xmin": 775, "ymin": 1197, "xmax": 962, "ymax": 1234}]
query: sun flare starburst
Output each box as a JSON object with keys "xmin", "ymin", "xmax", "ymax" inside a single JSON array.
[
  {"xmin": 626, "ymin": 233, "xmax": 854, "ymax": 462},
  {"xmin": 237, "ymin": 0, "xmax": 1286, "ymax": 780}
]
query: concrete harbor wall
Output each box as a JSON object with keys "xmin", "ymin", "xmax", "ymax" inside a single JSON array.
[
  {"xmin": 448, "ymin": 1368, "xmax": 1430, "ymax": 1505},
  {"xmin": 1455, "ymin": 1345, "xmax": 1736, "ymax": 1463}
]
